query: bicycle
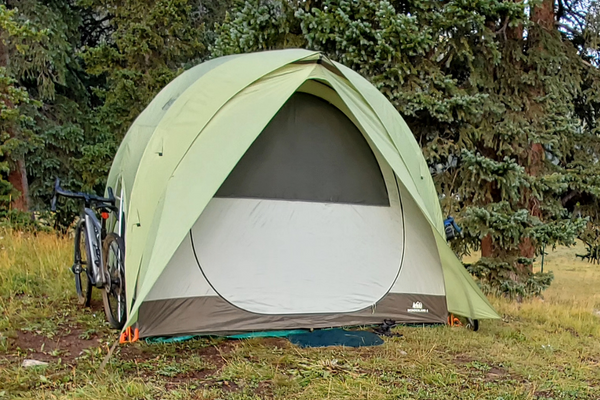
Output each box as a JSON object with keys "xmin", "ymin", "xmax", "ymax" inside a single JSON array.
[{"xmin": 51, "ymin": 178, "xmax": 126, "ymax": 329}]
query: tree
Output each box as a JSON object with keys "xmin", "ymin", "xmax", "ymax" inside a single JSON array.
[
  {"xmin": 83, "ymin": 0, "xmax": 209, "ymax": 139},
  {"xmin": 0, "ymin": 3, "xmax": 48, "ymax": 212},
  {"xmin": 0, "ymin": 0, "xmax": 235, "ymax": 227},
  {"xmin": 0, "ymin": 1, "xmax": 117, "ymax": 228},
  {"xmin": 554, "ymin": 0, "xmax": 600, "ymax": 261},
  {"xmin": 212, "ymin": 0, "xmax": 600, "ymax": 297}
]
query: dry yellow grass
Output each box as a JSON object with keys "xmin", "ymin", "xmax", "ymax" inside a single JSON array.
[
  {"xmin": 465, "ymin": 242, "xmax": 600, "ymax": 336},
  {"xmin": 535, "ymin": 242, "xmax": 600, "ymax": 309},
  {"xmin": 464, "ymin": 241, "xmax": 600, "ymax": 308},
  {"xmin": 0, "ymin": 229, "xmax": 72, "ymax": 299}
]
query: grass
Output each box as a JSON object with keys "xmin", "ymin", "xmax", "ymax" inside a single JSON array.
[{"xmin": 1, "ymin": 230, "xmax": 600, "ymax": 399}]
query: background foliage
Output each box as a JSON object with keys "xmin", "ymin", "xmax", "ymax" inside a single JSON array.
[{"xmin": 0, "ymin": 0, "xmax": 599, "ymax": 296}]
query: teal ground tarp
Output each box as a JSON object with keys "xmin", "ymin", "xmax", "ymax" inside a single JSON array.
[
  {"xmin": 145, "ymin": 330, "xmax": 309, "ymax": 344},
  {"xmin": 288, "ymin": 328, "xmax": 384, "ymax": 348}
]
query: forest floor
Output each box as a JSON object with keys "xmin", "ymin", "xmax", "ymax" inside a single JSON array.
[{"xmin": 1, "ymin": 230, "xmax": 600, "ymax": 399}]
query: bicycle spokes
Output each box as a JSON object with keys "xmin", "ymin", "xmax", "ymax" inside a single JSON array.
[{"xmin": 102, "ymin": 233, "xmax": 126, "ymax": 329}]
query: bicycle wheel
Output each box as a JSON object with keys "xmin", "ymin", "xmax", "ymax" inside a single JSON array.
[
  {"xmin": 466, "ymin": 318, "xmax": 479, "ymax": 332},
  {"xmin": 73, "ymin": 220, "xmax": 92, "ymax": 307},
  {"xmin": 101, "ymin": 233, "xmax": 126, "ymax": 329},
  {"xmin": 451, "ymin": 314, "xmax": 480, "ymax": 332}
]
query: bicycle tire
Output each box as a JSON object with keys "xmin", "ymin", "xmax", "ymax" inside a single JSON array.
[
  {"xmin": 101, "ymin": 233, "xmax": 126, "ymax": 329},
  {"xmin": 73, "ymin": 220, "xmax": 92, "ymax": 307},
  {"xmin": 467, "ymin": 318, "xmax": 480, "ymax": 332}
]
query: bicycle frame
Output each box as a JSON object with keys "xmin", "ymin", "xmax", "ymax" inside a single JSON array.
[
  {"xmin": 51, "ymin": 178, "xmax": 116, "ymax": 289},
  {"xmin": 81, "ymin": 208, "xmax": 105, "ymax": 288}
]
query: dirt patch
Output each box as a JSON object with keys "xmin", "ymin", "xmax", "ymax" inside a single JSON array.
[
  {"xmin": 171, "ymin": 368, "xmax": 214, "ymax": 382},
  {"xmin": 215, "ymin": 380, "xmax": 240, "ymax": 393},
  {"xmin": 118, "ymin": 337, "xmax": 237, "ymax": 370},
  {"xmin": 255, "ymin": 380, "xmax": 274, "ymax": 398},
  {"xmin": 11, "ymin": 326, "xmax": 102, "ymax": 364},
  {"xmin": 89, "ymin": 299, "xmax": 104, "ymax": 313},
  {"xmin": 117, "ymin": 343, "xmax": 158, "ymax": 362},
  {"xmin": 6, "ymin": 328, "xmax": 284, "ymax": 399},
  {"xmin": 252, "ymin": 337, "xmax": 289, "ymax": 348},
  {"xmin": 163, "ymin": 368, "xmax": 216, "ymax": 390},
  {"xmin": 0, "ymin": 297, "xmax": 116, "ymax": 366},
  {"xmin": 563, "ymin": 327, "xmax": 580, "ymax": 337},
  {"xmin": 118, "ymin": 338, "xmax": 281, "ymax": 396},
  {"xmin": 484, "ymin": 365, "xmax": 508, "ymax": 382},
  {"xmin": 453, "ymin": 355, "xmax": 474, "ymax": 364},
  {"xmin": 191, "ymin": 342, "xmax": 233, "ymax": 370}
]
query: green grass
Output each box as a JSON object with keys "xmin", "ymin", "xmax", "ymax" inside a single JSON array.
[{"xmin": 1, "ymin": 230, "xmax": 600, "ymax": 399}]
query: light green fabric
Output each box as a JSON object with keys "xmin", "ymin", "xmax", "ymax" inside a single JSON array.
[
  {"xmin": 108, "ymin": 50, "xmax": 322, "ymax": 317},
  {"xmin": 107, "ymin": 54, "xmax": 242, "ymax": 207},
  {"xmin": 434, "ymin": 232, "xmax": 499, "ymax": 319},
  {"xmin": 334, "ymin": 63, "xmax": 445, "ymax": 235},
  {"xmin": 107, "ymin": 49, "xmax": 499, "ymax": 328}
]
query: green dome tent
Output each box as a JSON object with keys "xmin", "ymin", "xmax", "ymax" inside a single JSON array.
[{"xmin": 107, "ymin": 49, "xmax": 499, "ymax": 338}]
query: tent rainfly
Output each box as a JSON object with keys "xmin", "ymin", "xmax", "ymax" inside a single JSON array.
[{"xmin": 107, "ymin": 49, "xmax": 499, "ymax": 338}]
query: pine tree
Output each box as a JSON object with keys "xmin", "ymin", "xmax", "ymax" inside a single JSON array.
[
  {"xmin": 0, "ymin": 1, "xmax": 117, "ymax": 228},
  {"xmin": 0, "ymin": 3, "xmax": 48, "ymax": 212},
  {"xmin": 83, "ymin": 0, "xmax": 209, "ymax": 138},
  {"xmin": 0, "ymin": 1, "xmax": 234, "ymax": 226}
]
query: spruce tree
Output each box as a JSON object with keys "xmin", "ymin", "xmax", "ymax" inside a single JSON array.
[
  {"xmin": 0, "ymin": 3, "xmax": 48, "ymax": 212},
  {"xmin": 0, "ymin": 1, "xmax": 117, "ymax": 227},
  {"xmin": 83, "ymin": 0, "xmax": 210, "ymax": 138},
  {"xmin": 0, "ymin": 1, "xmax": 234, "ymax": 226}
]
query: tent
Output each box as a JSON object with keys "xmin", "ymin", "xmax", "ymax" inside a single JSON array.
[{"xmin": 107, "ymin": 49, "xmax": 499, "ymax": 338}]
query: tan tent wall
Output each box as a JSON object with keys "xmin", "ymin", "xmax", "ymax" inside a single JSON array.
[
  {"xmin": 138, "ymin": 293, "xmax": 447, "ymax": 337},
  {"xmin": 391, "ymin": 181, "xmax": 445, "ymax": 296}
]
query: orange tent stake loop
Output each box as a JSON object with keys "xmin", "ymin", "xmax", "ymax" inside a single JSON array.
[
  {"xmin": 447, "ymin": 314, "xmax": 462, "ymax": 327},
  {"xmin": 119, "ymin": 327, "xmax": 140, "ymax": 344}
]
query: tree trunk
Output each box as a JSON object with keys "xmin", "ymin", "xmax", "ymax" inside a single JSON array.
[
  {"xmin": 481, "ymin": 234, "xmax": 494, "ymax": 258},
  {"xmin": 506, "ymin": 0, "xmax": 524, "ymax": 40},
  {"xmin": 520, "ymin": 142, "xmax": 544, "ymax": 264},
  {"xmin": 519, "ymin": 238, "xmax": 536, "ymax": 259},
  {"xmin": 531, "ymin": 0, "xmax": 555, "ymax": 31},
  {"xmin": 8, "ymin": 158, "xmax": 29, "ymax": 211},
  {"xmin": 518, "ymin": 2, "xmax": 554, "ymax": 267},
  {"xmin": 0, "ymin": 28, "xmax": 30, "ymax": 212}
]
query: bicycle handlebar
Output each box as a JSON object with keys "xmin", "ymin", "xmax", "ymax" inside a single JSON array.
[{"xmin": 51, "ymin": 178, "xmax": 116, "ymax": 211}]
